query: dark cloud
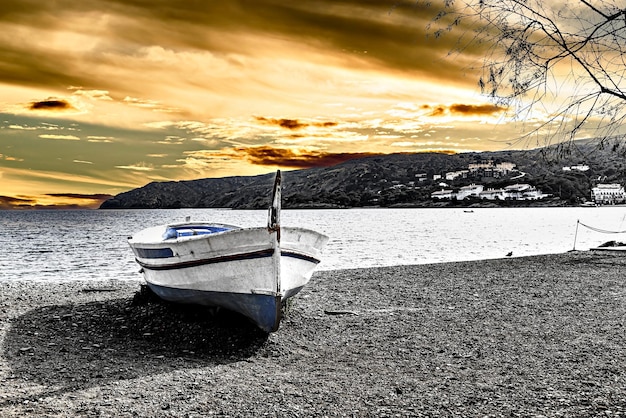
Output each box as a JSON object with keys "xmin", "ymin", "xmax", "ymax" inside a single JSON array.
[
  {"xmin": 449, "ymin": 103, "xmax": 505, "ymax": 115},
  {"xmin": 423, "ymin": 103, "xmax": 505, "ymax": 117},
  {"xmin": 0, "ymin": 44, "xmax": 97, "ymax": 93},
  {"xmin": 46, "ymin": 193, "xmax": 113, "ymax": 201},
  {"xmin": 0, "ymin": 195, "xmax": 35, "ymax": 209},
  {"xmin": 256, "ymin": 117, "xmax": 307, "ymax": 130},
  {"xmin": 426, "ymin": 105, "xmax": 446, "ymax": 117},
  {"xmin": 45, "ymin": 194, "xmax": 114, "ymax": 209},
  {"xmin": 28, "ymin": 99, "xmax": 75, "ymax": 111},
  {"xmin": 0, "ymin": 0, "xmax": 485, "ymax": 96},
  {"xmin": 0, "ymin": 193, "xmax": 112, "ymax": 209},
  {"xmin": 255, "ymin": 116, "xmax": 338, "ymax": 130},
  {"xmin": 235, "ymin": 145, "xmax": 380, "ymax": 168}
]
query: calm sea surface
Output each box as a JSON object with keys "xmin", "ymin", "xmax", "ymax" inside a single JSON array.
[{"xmin": 2, "ymin": 207, "xmax": 626, "ymax": 282}]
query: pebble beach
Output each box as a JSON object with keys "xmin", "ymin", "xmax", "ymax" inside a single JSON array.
[{"xmin": 1, "ymin": 250, "xmax": 626, "ymax": 417}]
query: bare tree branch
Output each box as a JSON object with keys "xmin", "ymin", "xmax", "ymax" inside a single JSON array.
[{"xmin": 428, "ymin": 0, "xmax": 626, "ymax": 150}]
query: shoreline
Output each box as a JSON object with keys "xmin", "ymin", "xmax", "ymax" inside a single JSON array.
[
  {"xmin": 2, "ymin": 251, "xmax": 626, "ymax": 416},
  {"xmin": 6, "ymin": 201, "xmax": 626, "ymax": 212}
]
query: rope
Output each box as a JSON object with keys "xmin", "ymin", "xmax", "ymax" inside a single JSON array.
[{"xmin": 578, "ymin": 221, "xmax": 626, "ymax": 234}]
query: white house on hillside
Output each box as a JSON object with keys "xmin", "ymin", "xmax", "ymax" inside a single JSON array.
[
  {"xmin": 468, "ymin": 161, "xmax": 516, "ymax": 177},
  {"xmin": 562, "ymin": 165, "xmax": 590, "ymax": 172},
  {"xmin": 431, "ymin": 183, "xmax": 546, "ymax": 201},
  {"xmin": 591, "ymin": 183, "xmax": 625, "ymax": 204},
  {"xmin": 480, "ymin": 188, "xmax": 506, "ymax": 200},
  {"xmin": 505, "ymin": 184, "xmax": 545, "ymax": 200},
  {"xmin": 445, "ymin": 170, "xmax": 469, "ymax": 181},
  {"xmin": 431, "ymin": 189, "xmax": 454, "ymax": 200},
  {"xmin": 456, "ymin": 184, "xmax": 484, "ymax": 200}
]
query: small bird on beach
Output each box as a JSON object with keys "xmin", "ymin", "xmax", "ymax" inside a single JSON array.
[{"xmin": 506, "ymin": 251, "xmax": 513, "ymax": 257}]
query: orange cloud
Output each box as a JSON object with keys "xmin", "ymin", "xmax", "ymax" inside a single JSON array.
[
  {"xmin": 449, "ymin": 103, "xmax": 505, "ymax": 115},
  {"xmin": 28, "ymin": 99, "xmax": 75, "ymax": 111},
  {"xmin": 234, "ymin": 146, "xmax": 379, "ymax": 168},
  {"xmin": 255, "ymin": 116, "xmax": 338, "ymax": 130},
  {"xmin": 426, "ymin": 105, "xmax": 446, "ymax": 117},
  {"xmin": 423, "ymin": 103, "xmax": 505, "ymax": 117}
]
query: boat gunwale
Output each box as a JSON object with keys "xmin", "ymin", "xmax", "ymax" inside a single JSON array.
[{"xmin": 129, "ymin": 223, "xmax": 328, "ymax": 245}]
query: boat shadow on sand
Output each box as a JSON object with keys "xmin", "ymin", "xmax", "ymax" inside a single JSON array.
[{"xmin": 2, "ymin": 286, "xmax": 269, "ymax": 403}]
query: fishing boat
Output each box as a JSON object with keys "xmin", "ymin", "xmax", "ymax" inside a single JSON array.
[{"xmin": 127, "ymin": 171, "xmax": 329, "ymax": 332}]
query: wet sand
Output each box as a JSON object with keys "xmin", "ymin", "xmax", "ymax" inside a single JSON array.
[{"xmin": 1, "ymin": 251, "xmax": 626, "ymax": 417}]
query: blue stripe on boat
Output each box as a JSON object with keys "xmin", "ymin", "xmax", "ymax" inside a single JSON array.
[
  {"xmin": 135, "ymin": 247, "xmax": 174, "ymax": 258},
  {"xmin": 282, "ymin": 250, "xmax": 321, "ymax": 265},
  {"xmin": 147, "ymin": 283, "xmax": 282, "ymax": 332},
  {"xmin": 138, "ymin": 248, "xmax": 275, "ymax": 270},
  {"xmin": 137, "ymin": 249, "xmax": 320, "ymax": 270}
]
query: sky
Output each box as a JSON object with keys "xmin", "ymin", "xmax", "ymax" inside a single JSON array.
[{"xmin": 0, "ymin": 0, "xmax": 579, "ymax": 209}]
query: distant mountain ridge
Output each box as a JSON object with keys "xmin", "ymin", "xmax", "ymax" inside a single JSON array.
[{"xmin": 99, "ymin": 138, "xmax": 626, "ymax": 209}]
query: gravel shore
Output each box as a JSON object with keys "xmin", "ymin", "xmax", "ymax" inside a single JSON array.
[{"xmin": 1, "ymin": 251, "xmax": 626, "ymax": 417}]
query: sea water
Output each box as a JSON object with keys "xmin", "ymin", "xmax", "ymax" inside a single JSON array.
[{"xmin": 1, "ymin": 207, "xmax": 626, "ymax": 282}]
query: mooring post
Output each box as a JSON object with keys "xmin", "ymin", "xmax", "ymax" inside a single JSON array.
[{"xmin": 573, "ymin": 219, "xmax": 580, "ymax": 251}]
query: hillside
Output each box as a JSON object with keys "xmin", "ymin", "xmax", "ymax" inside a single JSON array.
[{"xmin": 99, "ymin": 138, "xmax": 626, "ymax": 209}]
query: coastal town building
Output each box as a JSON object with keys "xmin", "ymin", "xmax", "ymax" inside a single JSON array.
[
  {"xmin": 468, "ymin": 161, "xmax": 517, "ymax": 178},
  {"xmin": 431, "ymin": 183, "xmax": 546, "ymax": 201},
  {"xmin": 456, "ymin": 184, "xmax": 484, "ymax": 200},
  {"xmin": 479, "ymin": 188, "xmax": 506, "ymax": 200},
  {"xmin": 562, "ymin": 164, "xmax": 590, "ymax": 172},
  {"xmin": 504, "ymin": 184, "xmax": 545, "ymax": 200},
  {"xmin": 444, "ymin": 160, "xmax": 518, "ymax": 181},
  {"xmin": 431, "ymin": 189, "xmax": 455, "ymax": 200},
  {"xmin": 591, "ymin": 183, "xmax": 626, "ymax": 204},
  {"xmin": 445, "ymin": 170, "xmax": 470, "ymax": 181}
]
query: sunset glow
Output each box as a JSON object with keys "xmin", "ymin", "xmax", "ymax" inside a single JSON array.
[{"xmin": 0, "ymin": 0, "xmax": 590, "ymax": 209}]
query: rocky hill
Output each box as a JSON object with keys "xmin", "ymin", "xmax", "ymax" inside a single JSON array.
[{"xmin": 100, "ymin": 138, "xmax": 626, "ymax": 209}]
